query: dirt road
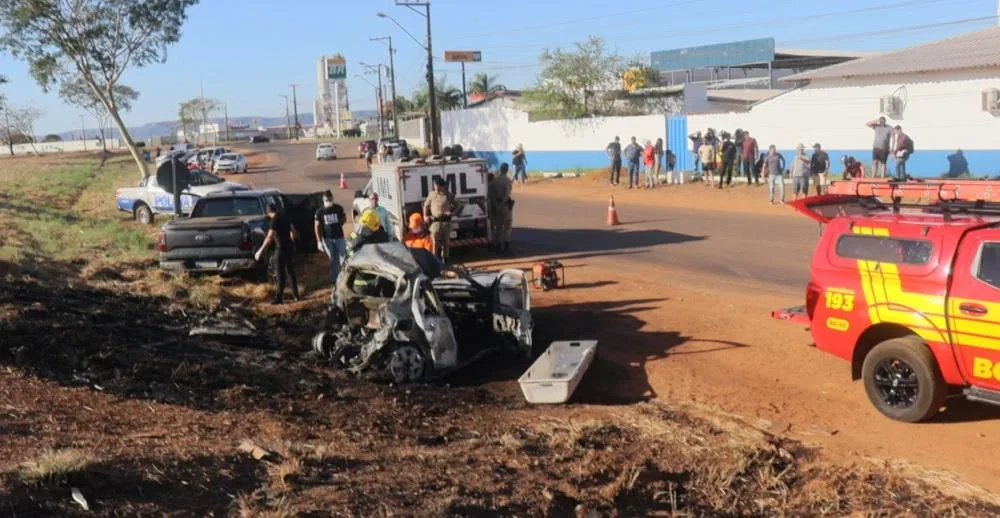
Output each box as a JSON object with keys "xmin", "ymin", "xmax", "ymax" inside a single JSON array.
[{"xmin": 239, "ymin": 141, "xmax": 1000, "ymax": 493}]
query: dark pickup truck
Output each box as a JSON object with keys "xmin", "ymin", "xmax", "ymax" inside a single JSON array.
[{"xmin": 158, "ymin": 189, "xmax": 322, "ymax": 276}]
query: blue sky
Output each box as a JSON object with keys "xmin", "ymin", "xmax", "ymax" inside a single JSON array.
[{"xmin": 0, "ymin": 0, "xmax": 996, "ymax": 135}]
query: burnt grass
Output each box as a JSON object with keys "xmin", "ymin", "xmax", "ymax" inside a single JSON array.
[{"xmin": 2, "ymin": 263, "xmax": 999, "ymax": 516}]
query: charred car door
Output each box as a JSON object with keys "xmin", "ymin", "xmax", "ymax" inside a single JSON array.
[
  {"xmin": 411, "ymin": 277, "xmax": 459, "ymax": 370},
  {"xmin": 491, "ymin": 269, "xmax": 533, "ymax": 355}
]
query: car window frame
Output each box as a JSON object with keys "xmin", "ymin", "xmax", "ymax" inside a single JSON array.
[
  {"xmin": 833, "ymin": 233, "xmax": 935, "ymax": 266},
  {"xmin": 973, "ymin": 241, "xmax": 1000, "ymax": 291}
]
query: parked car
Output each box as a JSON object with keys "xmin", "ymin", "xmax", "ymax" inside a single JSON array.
[
  {"xmin": 155, "ymin": 149, "xmax": 188, "ymax": 168},
  {"xmin": 249, "ymin": 135, "xmax": 270, "ymax": 143},
  {"xmin": 359, "ymin": 140, "xmax": 377, "ymax": 159},
  {"xmin": 311, "ymin": 242, "xmax": 532, "ymax": 383},
  {"xmin": 316, "ymin": 143, "xmax": 337, "ymax": 160},
  {"xmin": 213, "ymin": 153, "xmax": 249, "ymax": 174},
  {"xmin": 116, "ymin": 170, "xmax": 248, "ymax": 225},
  {"xmin": 157, "ymin": 189, "xmax": 322, "ymax": 276}
]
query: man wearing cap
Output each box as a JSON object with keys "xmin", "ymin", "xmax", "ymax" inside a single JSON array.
[
  {"xmin": 810, "ymin": 143, "xmax": 830, "ymax": 196},
  {"xmin": 404, "ymin": 212, "xmax": 433, "ymax": 253},
  {"xmin": 367, "ymin": 192, "xmax": 396, "ymax": 240},
  {"xmin": 423, "ymin": 177, "xmax": 460, "ymax": 261},
  {"xmin": 488, "ymin": 163, "xmax": 514, "ymax": 254}
]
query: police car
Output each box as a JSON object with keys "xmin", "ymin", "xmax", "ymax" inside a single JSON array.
[{"xmin": 115, "ymin": 170, "xmax": 248, "ymax": 225}]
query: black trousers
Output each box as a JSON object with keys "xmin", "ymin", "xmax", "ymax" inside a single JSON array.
[
  {"xmin": 743, "ymin": 159, "xmax": 758, "ymax": 184},
  {"xmin": 274, "ymin": 248, "xmax": 299, "ymax": 301},
  {"xmin": 719, "ymin": 160, "xmax": 735, "ymax": 186},
  {"xmin": 610, "ymin": 159, "xmax": 622, "ymax": 184}
]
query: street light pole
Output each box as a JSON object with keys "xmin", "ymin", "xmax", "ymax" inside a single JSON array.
[
  {"xmin": 290, "ymin": 83, "xmax": 301, "ymax": 141},
  {"xmin": 361, "ymin": 62, "xmax": 386, "ymax": 137},
  {"xmin": 371, "ymin": 36, "xmax": 399, "ymax": 137},
  {"xmin": 279, "ymin": 95, "xmax": 291, "ymax": 140},
  {"xmin": 356, "ymin": 74, "xmax": 383, "ymax": 139},
  {"xmin": 381, "ymin": 2, "xmax": 439, "ymax": 155}
]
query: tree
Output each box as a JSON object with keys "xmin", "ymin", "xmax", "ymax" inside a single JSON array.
[
  {"xmin": 60, "ymin": 76, "xmax": 138, "ymax": 152},
  {"xmin": 469, "ymin": 73, "xmax": 506, "ymax": 98},
  {"xmin": 412, "ymin": 78, "xmax": 463, "ymax": 113},
  {"xmin": 523, "ymin": 36, "xmax": 626, "ymax": 119},
  {"xmin": 179, "ymin": 97, "xmax": 220, "ymax": 143},
  {"xmin": 42, "ymin": 133, "xmax": 62, "ymax": 142},
  {"xmin": 6, "ymin": 104, "xmax": 43, "ymax": 154},
  {"xmin": 0, "ymin": 0, "xmax": 199, "ymax": 177}
]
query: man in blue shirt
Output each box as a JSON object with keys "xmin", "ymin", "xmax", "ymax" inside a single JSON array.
[{"xmin": 623, "ymin": 136, "xmax": 642, "ymax": 189}]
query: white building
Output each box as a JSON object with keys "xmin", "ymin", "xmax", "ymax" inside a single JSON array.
[
  {"xmin": 315, "ymin": 54, "xmax": 351, "ymax": 137},
  {"xmin": 684, "ymin": 27, "xmax": 1000, "ymax": 176}
]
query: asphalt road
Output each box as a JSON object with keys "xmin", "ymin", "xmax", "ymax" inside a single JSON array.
[{"xmin": 241, "ymin": 140, "xmax": 818, "ymax": 290}]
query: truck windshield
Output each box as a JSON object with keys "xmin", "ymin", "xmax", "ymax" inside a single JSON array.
[
  {"xmin": 193, "ymin": 198, "xmax": 263, "ymax": 217},
  {"xmin": 835, "ymin": 235, "xmax": 933, "ymax": 265}
]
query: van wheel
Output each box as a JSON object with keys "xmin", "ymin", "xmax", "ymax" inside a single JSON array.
[
  {"xmin": 134, "ymin": 203, "xmax": 154, "ymax": 225},
  {"xmin": 862, "ymin": 336, "xmax": 946, "ymax": 422}
]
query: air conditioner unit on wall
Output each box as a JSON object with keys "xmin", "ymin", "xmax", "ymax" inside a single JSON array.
[
  {"xmin": 879, "ymin": 95, "xmax": 900, "ymax": 116},
  {"xmin": 982, "ymin": 88, "xmax": 1000, "ymax": 112}
]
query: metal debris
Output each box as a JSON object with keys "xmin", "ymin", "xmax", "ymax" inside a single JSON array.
[{"xmin": 71, "ymin": 487, "xmax": 89, "ymax": 511}]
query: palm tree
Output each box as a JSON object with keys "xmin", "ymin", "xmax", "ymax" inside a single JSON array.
[
  {"xmin": 411, "ymin": 80, "xmax": 464, "ymax": 112},
  {"xmin": 469, "ymin": 73, "xmax": 506, "ymax": 99}
]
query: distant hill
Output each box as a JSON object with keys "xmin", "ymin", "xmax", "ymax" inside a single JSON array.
[{"xmin": 57, "ymin": 110, "xmax": 379, "ymax": 141}]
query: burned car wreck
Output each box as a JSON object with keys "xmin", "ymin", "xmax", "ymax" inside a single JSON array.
[{"xmin": 312, "ymin": 243, "xmax": 533, "ymax": 383}]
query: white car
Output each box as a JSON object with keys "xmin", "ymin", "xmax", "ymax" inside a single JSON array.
[
  {"xmin": 213, "ymin": 153, "xmax": 249, "ymax": 174},
  {"xmin": 115, "ymin": 170, "xmax": 248, "ymax": 225},
  {"xmin": 316, "ymin": 143, "xmax": 337, "ymax": 160}
]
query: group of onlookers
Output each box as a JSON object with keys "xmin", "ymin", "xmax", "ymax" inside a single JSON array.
[{"xmin": 605, "ymin": 136, "xmax": 679, "ymax": 188}]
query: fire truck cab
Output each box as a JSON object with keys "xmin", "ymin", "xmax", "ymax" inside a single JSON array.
[{"xmin": 775, "ymin": 180, "xmax": 1000, "ymax": 422}]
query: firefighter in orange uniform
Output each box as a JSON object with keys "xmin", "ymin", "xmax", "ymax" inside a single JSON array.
[{"xmin": 403, "ymin": 212, "xmax": 433, "ymax": 253}]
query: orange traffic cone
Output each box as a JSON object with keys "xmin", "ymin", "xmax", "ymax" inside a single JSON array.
[
  {"xmin": 339, "ymin": 172, "xmax": 347, "ymax": 190},
  {"xmin": 607, "ymin": 196, "xmax": 621, "ymax": 226}
]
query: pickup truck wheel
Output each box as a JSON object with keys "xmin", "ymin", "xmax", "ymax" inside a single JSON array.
[
  {"xmin": 385, "ymin": 344, "xmax": 427, "ymax": 383},
  {"xmin": 134, "ymin": 203, "xmax": 154, "ymax": 225},
  {"xmin": 862, "ymin": 337, "xmax": 946, "ymax": 423}
]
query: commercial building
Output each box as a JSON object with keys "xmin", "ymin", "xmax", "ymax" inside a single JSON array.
[{"xmin": 314, "ymin": 54, "xmax": 351, "ymax": 137}]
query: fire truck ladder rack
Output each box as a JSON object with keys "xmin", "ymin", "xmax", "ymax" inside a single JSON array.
[{"xmin": 832, "ymin": 179, "xmax": 1000, "ymax": 220}]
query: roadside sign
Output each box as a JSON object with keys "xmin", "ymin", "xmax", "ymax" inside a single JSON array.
[
  {"xmin": 326, "ymin": 55, "xmax": 347, "ymax": 80},
  {"xmin": 444, "ymin": 51, "xmax": 482, "ymax": 63}
]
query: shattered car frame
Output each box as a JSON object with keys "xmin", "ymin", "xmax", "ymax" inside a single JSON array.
[{"xmin": 312, "ymin": 243, "xmax": 532, "ymax": 383}]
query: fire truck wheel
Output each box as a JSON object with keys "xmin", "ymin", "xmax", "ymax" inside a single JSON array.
[{"xmin": 862, "ymin": 336, "xmax": 946, "ymax": 423}]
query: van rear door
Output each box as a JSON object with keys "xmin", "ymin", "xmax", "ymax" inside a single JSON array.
[{"xmin": 946, "ymin": 228, "xmax": 1000, "ymax": 390}]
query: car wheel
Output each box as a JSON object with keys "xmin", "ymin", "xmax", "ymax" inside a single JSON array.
[
  {"xmin": 862, "ymin": 336, "xmax": 946, "ymax": 423},
  {"xmin": 385, "ymin": 343, "xmax": 427, "ymax": 383},
  {"xmin": 243, "ymin": 165, "xmax": 248, "ymax": 173},
  {"xmin": 134, "ymin": 203, "xmax": 154, "ymax": 225}
]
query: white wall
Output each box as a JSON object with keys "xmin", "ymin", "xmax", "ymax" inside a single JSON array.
[
  {"xmin": 687, "ymin": 70, "xmax": 1000, "ymax": 153},
  {"xmin": 441, "ymin": 101, "xmax": 666, "ymax": 153},
  {"xmin": 3, "ymin": 138, "xmax": 122, "ymax": 156}
]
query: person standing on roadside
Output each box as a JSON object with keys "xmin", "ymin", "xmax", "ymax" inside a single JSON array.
[
  {"xmin": 790, "ymin": 143, "xmax": 811, "ymax": 202},
  {"xmin": 893, "ymin": 125, "xmax": 913, "ymax": 180},
  {"xmin": 606, "ymin": 136, "xmax": 623, "ymax": 186},
  {"xmin": 654, "ymin": 138, "xmax": 665, "ymax": 185},
  {"xmin": 642, "ymin": 140, "xmax": 656, "ymax": 189},
  {"xmin": 810, "ymin": 143, "xmax": 830, "ymax": 196},
  {"xmin": 742, "ymin": 130, "xmax": 759, "ymax": 185},
  {"xmin": 512, "ymin": 144, "xmax": 527, "ymax": 185},
  {"xmin": 314, "ymin": 190, "xmax": 347, "ymax": 284},
  {"xmin": 867, "ymin": 116, "xmax": 893, "ymax": 178},
  {"xmin": 720, "ymin": 134, "xmax": 738, "ymax": 189},
  {"xmin": 255, "ymin": 203, "xmax": 300, "ymax": 305},
  {"xmin": 665, "ymin": 149, "xmax": 679, "ymax": 185},
  {"xmin": 689, "ymin": 131, "xmax": 704, "ymax": 172},
  {"xmin": 764, "ymin": 145, "xmax": 786, "ymax": 205},
  {"xmin": 424, "ymin": 177, "xmax": 460, "ymax": 261},
  {"xmin": 623, "ymin": 136, "xmax": 642, "ymax": 189},
  {"xmin": 698, "ymin": 137, "xmax": 716, "ymax": 187},
  {"xmin": 488, "ymin": 163, "xmax": 514, "ymax": 253}
]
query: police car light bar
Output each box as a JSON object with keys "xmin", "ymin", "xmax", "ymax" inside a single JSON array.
[{"xmin": 828, "ymin": 179, "xmax": 1000, "ymax": 203}]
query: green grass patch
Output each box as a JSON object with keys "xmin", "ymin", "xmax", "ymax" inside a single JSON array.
[{"xmin": 0, "ymin": 154, "xmax": 155, "ymax": 264}]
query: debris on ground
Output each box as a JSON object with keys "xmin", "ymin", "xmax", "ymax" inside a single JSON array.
[
  {"xmin": 71, "ymin": 487, "xmax": 90, "ymax": 511},
  {"xmin": 189, "ymin": 306, "xmax": 260, "ymax": 340}
]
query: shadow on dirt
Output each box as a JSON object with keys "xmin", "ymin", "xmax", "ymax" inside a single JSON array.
[
  {"xmin": 513, "ymin": 227, "xmax": 705, "ymax": 257},
  {"xmin": 2, "ymin": 454, "xmax": 266, "ymax": 516},
  {"xmin": 934, "ymin": 397, "xmax": 1000, "ymax": 424}
]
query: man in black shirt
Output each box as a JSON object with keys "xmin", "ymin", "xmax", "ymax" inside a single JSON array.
[
  {"xmin": 255, "ymin": 202, "xmax": 300, "ymax": 304},
  {"xmin": 810, "ymin": 143, "xmax": 831, "ymax": 196},
  {"xmin": 313, "ymin": 190, "xmax": 347, "ymax": 284}
]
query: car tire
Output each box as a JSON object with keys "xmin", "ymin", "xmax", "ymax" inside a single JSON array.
[
  {"xmin": 134, "ymin": 203, "xmax": 154, "ymax": 226},
  {"xmin": 385, "ymin": 343, "xmax": 428, "ymax": 383},
  {"xmin": 862, "ymin": 336, "xmax": 946, "ymax": 423}
]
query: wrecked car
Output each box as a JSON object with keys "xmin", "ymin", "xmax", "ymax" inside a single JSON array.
[{"xmin": 312, "ymin": 243, "xmax": 532, "ymax": 383}]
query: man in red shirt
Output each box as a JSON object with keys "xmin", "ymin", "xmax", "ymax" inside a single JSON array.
[
  {"xmin": 642, "ymin": 140, "xmax": 656, "ymax": 189},
  {"xmin": 741, "ymin": 130, "xmax": 760, "ymax": 185}
]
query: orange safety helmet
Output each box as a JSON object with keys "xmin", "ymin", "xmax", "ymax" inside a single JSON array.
[{"xmin": 408, "ymin": 212, "xmax": 425, "ymax": 230}]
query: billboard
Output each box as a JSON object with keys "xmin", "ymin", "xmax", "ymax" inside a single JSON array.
[
  {"xmin": 651, "ymin": 38, "xmax": 775, "ymax": 71},
  {"xmin": 444, "ymin": 50, "xmax": 482, "ymax": 63},
  {"xmin": 326, "ymin": 55, "xmax": 347, "ymax": 80}
]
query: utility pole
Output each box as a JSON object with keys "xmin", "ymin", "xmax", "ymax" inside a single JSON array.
[
  {"xmin": 224, "ymin": 103, "xmax": 230, "ymax": 142},
  {"xmin": 461, "ymin": 62, "xmax": 467, "ymax": 109},
  {"xmin": 361, "ymin": 63, "xmax": 386, "ymax": 137},
  {"xmin": 279, "ymin": 95, "xmax": 292, "ymax": 140},
  {"xmin": 289, "ymin": 83, "xmax": 301, "ymax": 141},
  {"xmin": 199, "ymin": 80, "xmax": 209, "ymax": 145},
  {"xmin": 356, "ymin": 73, "xmax": 383, "ymax": 138},
  {"xmin": 371, "ymin": 36, "xmax": 399, "ymax": 137},
  {"xmin": 80, "ymin": 115, "xmax": 87, "ymax": 151},
  {"xmin": 382, "ymin": 2, "xmax": 437, "ymax": 154}
]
